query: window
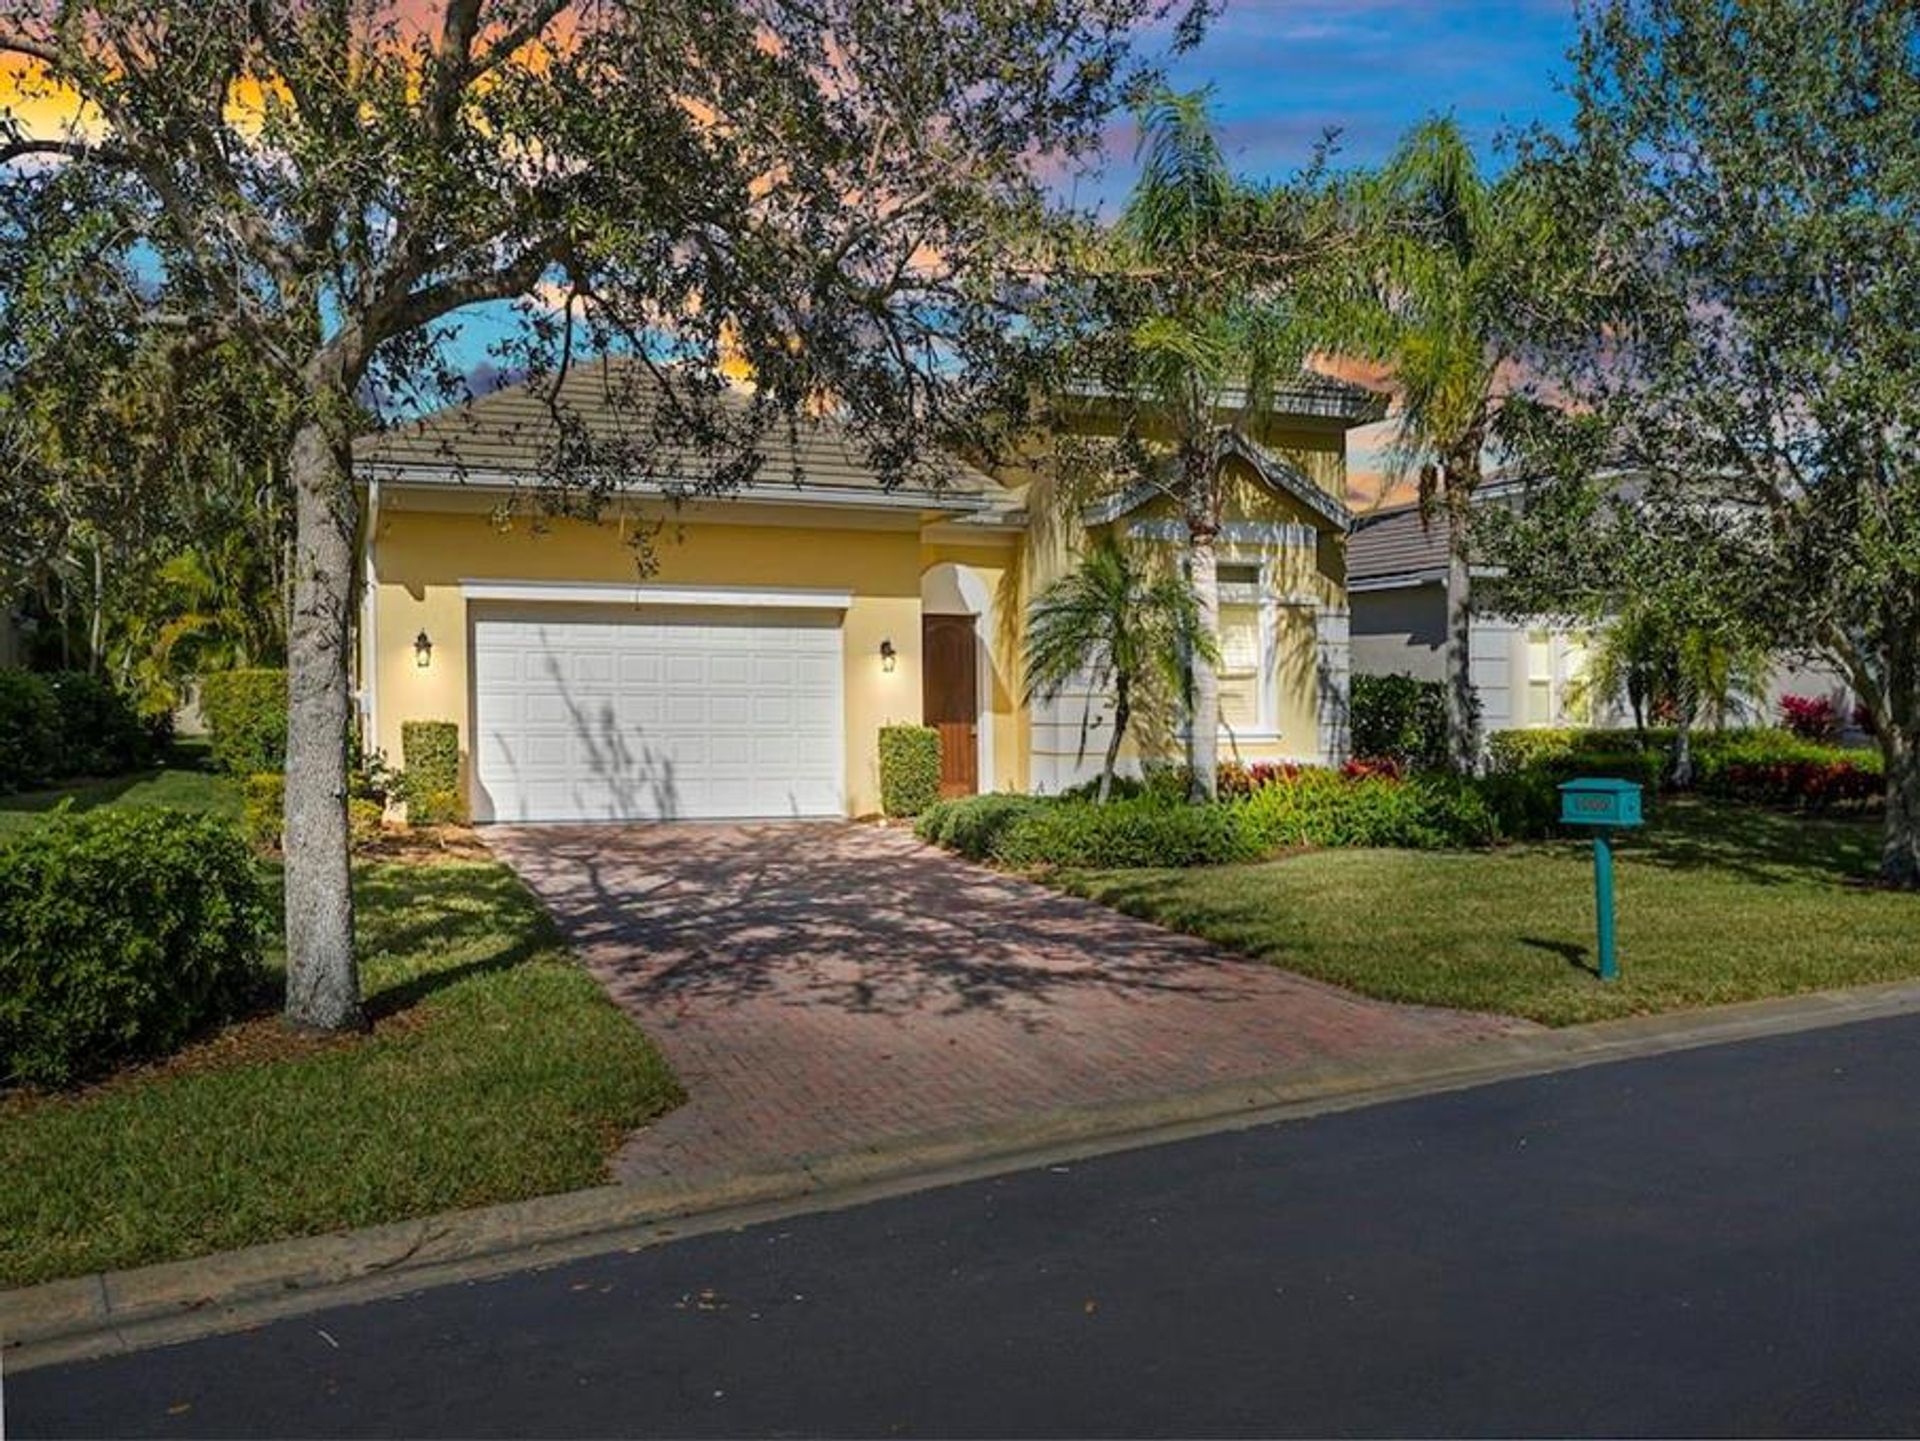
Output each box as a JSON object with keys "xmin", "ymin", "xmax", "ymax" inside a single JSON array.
[
  {"xmin": 1561, "ymin": 632, "xmax": 1594, "ymax": 724},
  {"xmin": 1524, "ymin": 628, "xmax": 1593, "ymax": 726},
  {"xmin": 1218, "ymin": 604, "xmax": 1262, "ymax": 731},
  {"xmin": 1526, "ymin": 630, "xmax": 1554, "ymax": 725},
  {"xmin": 1216, "ymin": 562, "xmax": 1262, "ymax": 588}
]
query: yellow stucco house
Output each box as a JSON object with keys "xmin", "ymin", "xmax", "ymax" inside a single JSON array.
[{"xmin": 353, "ymin": 361, "xmax": 1386, "ymax": 822}]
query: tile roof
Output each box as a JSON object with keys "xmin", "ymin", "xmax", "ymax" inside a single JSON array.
[
  {"xmin": 354, "ymin": 358, "xmax": 1011, "ymax": 511},
  {"xmin": 1347, "ymin": 501, "xmax": 1449, "ymax": 585}
]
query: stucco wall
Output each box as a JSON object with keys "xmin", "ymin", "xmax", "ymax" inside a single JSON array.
[{"xmin": 369, "ymin": 504, "xmax": 926, "ymax": 817}]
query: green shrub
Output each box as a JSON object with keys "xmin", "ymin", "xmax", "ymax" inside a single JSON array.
[
  {"xmin": 0, "ymin": 807, "xmax": 267, "ymax": 1087},
  {"xmin": 199, "ymin": 669, "xmax": 288, "ymax": 775},
  {"xmin": 878, "ymin": 724, "xmax": 942, "ymax": 818},
  {"xmin": 919, "ymin": 793, "xmax": 1045, "ymax": 861},
  {"xmin": 913, "ymin": 797, "xmax": 957, "ymax": 845},
  {"xmin": 243, "ymin": 773, "xmax": 393, "ymax": 850},
  {"xmin": 1351, "ymin": 673, "xmax": 1449, "ymax": 771},
  {"xmin": 349, "ymin": 727, "xmax": 402, "ymax": 807},
  {"xmin": 1486, "ymin": 728, "xmax": 1585, "ymax": 774},
  {"xmin": 1059, "ymin": 773, "xmax": 1150, "ymax": 801},
  {"xmin": 243, "ymin": 772, "xmax": 284, "ymax": 851},
  {"xmin": 348, "ymin": 796, "xmax": 386, "ymax": 847},
  {"xmin": 43, "ymin": 671, "xmax": 153, "ymax": 776},
  {"xmin": 1693, "ymin": 730, "xmax": 1882, "ymax": 808},
  {"xmin": 993, "ymin": 795, "xmax": 1261, "ymax": 869},
  {"xmin": 1483, "ymin": 725, "xmax": 1862, "ymax": 798},
  {"xmin": 408, "ymin": 787, "xmax": 468, "ymax": 826},
  {"xmin": 0, "ymin": 669, "xmax": 60, "ymax": 792},
  {"xmin": 401, "ymin": 720, "xmax": 462, "ymax": 823},
  {"xmin": 1238, "ymin": 770, "xmax": 1505, "ymax": 851},
  {"xmin": 1475, "ymin": 771, "xmax": 1562, "ymax": 840}
]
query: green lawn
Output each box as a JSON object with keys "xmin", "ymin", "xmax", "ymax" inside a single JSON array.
[
  {"xmin": 0, "ymin": 768, "xmax": 682, "ymax": 1288},
  {"xmin": 0, "ymin": 742, "xmax": 240, "ymax": 837},
  {"xmin": 1060, "ymin": 800, "xmax": 1919, "ymax": 1027}
]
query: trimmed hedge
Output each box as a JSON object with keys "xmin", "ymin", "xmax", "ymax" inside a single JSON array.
[
  {"xmin": 402, "ymin": 720, "xmax": 466, "ymax": 825},
  {"xmin": 919, "ymin": 768, "xmax": 1547, "ymax": 870},
  {"xmin": 1487, "ymin": 725, "xmax": 1881, "ymax": 810},
  {"xmin": 995, "ymin": 797, "xmax": 1261, "ymax": 869},
  {"xmin": 915, "ymin": 793, "xmax": 1044, "ymax": 858},
  {"xmin": 1693, "ymin": 731, "xmax": 1883, "ymax": 809},
  {"xmin": 0, "ymin": 669, "xmax": 60, "ymax": 792},
  {"xmin": 1351, "ymin": 673, "xmax": 1449, "ymax": 772},
  {"xmin": 878, "ymin": 725, "xmax": 942, "ymax": 818},
  {"xmin": 200, "ymin": 669, "xmax": 288, "ymax": 775},
  {"xmin": 0, "ymin": 807, "xmax": 267, "ymax": 1087}
]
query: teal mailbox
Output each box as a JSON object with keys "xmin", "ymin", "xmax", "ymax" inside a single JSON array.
[
  {"xmin": 1558, "ymin": 776, "xmax": 1644, "ymax": 829},
  {"xmin": 1557, "ymin": 778, "xmax": 1644, "ymax": 982}
]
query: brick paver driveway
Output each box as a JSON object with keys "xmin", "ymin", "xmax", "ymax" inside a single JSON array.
[{"xmin": 488, "ymin": 822, "xmax": 1530, "ymax": 1184}]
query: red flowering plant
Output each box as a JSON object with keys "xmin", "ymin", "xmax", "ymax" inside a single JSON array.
[
  {"xmin": 1778, "ymin": 694, "xmax": 1841, "ymax": 741},
  {"xmin": 1215, "ymin": 758, "xmax": 1405, "ymax": 797}
]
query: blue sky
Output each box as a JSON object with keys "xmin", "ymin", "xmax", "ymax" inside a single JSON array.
[
  {"xmin": 450, "ymin": 0, "xmax": 1585, "ymax": 498},
  {"xmin": 1078, "ymin": 0, "xmax": 1582, "ymax": 204}
]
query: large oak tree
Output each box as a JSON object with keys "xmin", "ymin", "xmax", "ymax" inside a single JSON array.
[
  {"xmin": 1503, "ymin": 0, "xmax": 1920, "ymax": 885},
  {"xmin": 1, "ymin": 0, "xmax": 1205, "ymax": 1027}
]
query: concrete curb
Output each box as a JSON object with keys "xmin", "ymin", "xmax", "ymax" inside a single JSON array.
[{"xmin": 9, "ymin": 976, "xmax": 1920, "ymax": 1373}]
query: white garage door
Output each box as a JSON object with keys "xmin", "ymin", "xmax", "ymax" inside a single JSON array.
[{"xmin": 471, "ymin": 608, "xmax": 844, "ymax": 822}]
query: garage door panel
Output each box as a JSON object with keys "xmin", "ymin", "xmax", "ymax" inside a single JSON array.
[
  {"xmin": 617, "ymin": 653, "xmax": 662, "ymax": 685},
  {"xmin": 472, "ymin": 608, "xmax": 845, "ymax": 822}
]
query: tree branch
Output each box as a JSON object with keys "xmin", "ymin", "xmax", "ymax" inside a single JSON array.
[{"xmin": 0, "ymin": 137, "xmax": 133, "ymax": 167}]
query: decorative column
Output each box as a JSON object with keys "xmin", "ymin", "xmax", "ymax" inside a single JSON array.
[{"xmin": 1315, "ymin": 605, "xmax": 1351, "ymax": 766}]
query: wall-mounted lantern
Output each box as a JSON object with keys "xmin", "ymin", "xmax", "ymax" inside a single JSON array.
[
  {"xmin": 414, "ymin": 630, "xmax": 433, "ymax": 669},
  {"xmin": 879, "ymin": 638, "xmax": 897, "ymax": 674}
]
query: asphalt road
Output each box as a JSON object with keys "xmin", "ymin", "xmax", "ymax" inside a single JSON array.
[{"xmin": 15, "ymin": 1011, "xmax": 1920, "ymax": 1438}]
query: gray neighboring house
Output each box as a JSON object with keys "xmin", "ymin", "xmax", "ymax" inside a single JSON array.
[{"xmin": 1347, "ymin": 498, "xmax": 1857, "ymax": 734}]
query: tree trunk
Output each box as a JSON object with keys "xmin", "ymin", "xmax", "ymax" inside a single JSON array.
[
  {"xmin": 1668, "ymin": 714, "xmax": 1694, "ymax": 789},
  {"xmin": 1442, "ymin": 503, "xmax": 1478, "ymax": 774},
  {"xmin": 1099, "ymin": 676, "xmax": 1129, "ymax": 804},
  {"xmin": 282, "ymin": 413, "xmax": 363, "ymax": 1032},
  {"xmin": 1880, "ymin": 725, "xmax": 1920, "ymax": 889},
  {"xmin": 1186, "ymin": 508, "xmax": 1221, "ymax": 803},
  {"xmin": 89, "ymin": 542, "xmax": 106, "ymax": 677}
]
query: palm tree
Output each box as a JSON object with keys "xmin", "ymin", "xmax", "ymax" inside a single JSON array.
[
  {"xmin": 1060, "ymin": 87, "xmax": 1338, "ymax": 800},
  {"xmin": 1334, "ymin": 116, "xmax": 1562, "ymax": 773},
  {"xmin": 1024, "ymin": 537, "xmax": 1213, "ymax": 803},
  {"xmin": 1575, "ymin": 599, "xmax": 1772, "ymax": 786}
]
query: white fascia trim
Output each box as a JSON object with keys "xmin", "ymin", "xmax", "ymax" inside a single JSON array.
[
  {"xmin": 359, "ymin": 478, "xmax": 381, "ymax": 743},
  {"xmin": 367, "ymin": 465, "xmax": 991, "ymax": 513},
  {"xmin": 460, "ymin": 579, "xmax": 855, "ymax": 609},
  {"xmin": 1348, "ymin": 571, "xmax": 1445, "ymax": 593}
]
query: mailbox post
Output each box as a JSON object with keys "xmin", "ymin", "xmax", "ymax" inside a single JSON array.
[{"xmin": 1556, "ymin": 778, "xmax": 1644, "ymax": 981}]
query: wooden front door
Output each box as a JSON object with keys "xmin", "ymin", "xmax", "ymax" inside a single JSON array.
[{"xmin": 922, "ymin": 614, "xmax": 979, "ymax": 797}]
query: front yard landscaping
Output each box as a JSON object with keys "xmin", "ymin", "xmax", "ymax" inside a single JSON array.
[
  {"xmin": 1058, "ymin": 798, "xmax": 1918, "ymax": 1027},
  {"xmin": 0, "ymin": 769, "xmax": 682, "ymax": 1289},
  {"xmin": 0, "ymin": 741, "xmax": 240, "ymax": 838}
]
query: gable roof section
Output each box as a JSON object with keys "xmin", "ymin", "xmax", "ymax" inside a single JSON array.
[
  {"xmin": 354, "ymin": 358, "xmax": 1011, "ymax": 513},
  {"xmin": 1081, "ymin": 429, "xmax": 1353, "ymax": 533}
]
